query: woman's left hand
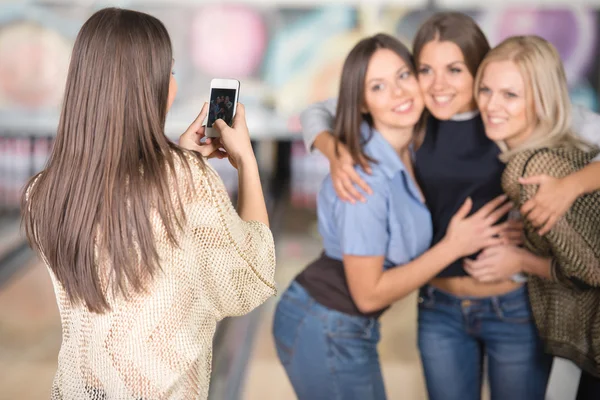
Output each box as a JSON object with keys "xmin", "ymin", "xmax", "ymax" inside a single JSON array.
[
  {"xmin": 179, "ymin": 102, "xmax": 228, "ymax": 159},
  {"xmin": 519, "ymin": 174, "xmax": 577, "ymax": 235},
  {"xmin": 499, "ymin": 218, "xmax": 524, "ymax": 246},
  {"xmin": 464, "ymin": 245, "xmax": 526, "ymax": 283}
]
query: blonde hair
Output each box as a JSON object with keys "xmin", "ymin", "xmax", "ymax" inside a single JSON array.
[{"xmin": 474, "ymin": 35, "xmax": 595, "ymax": 161}]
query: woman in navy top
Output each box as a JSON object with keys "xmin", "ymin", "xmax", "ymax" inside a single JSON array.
[
  {"xmin": 272, "ymin": 33, "xmax": 511, "ymax": 400},
  {"xmin": 301, "ymin": 13, "xmax": 600, "ymax": 400}
]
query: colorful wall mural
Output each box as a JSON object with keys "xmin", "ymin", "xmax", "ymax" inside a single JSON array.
[
  {"xmin": 0, "ymin": 2, "xmax": 598, "ymax": 136},
  {"xmin": 0, "ymin": 1, "xmax": 599, "ymax": 210}
]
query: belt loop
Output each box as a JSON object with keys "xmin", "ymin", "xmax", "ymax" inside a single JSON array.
[
  {"xmin": 368, "ymin": 318, "xmax": 375, "ymax": 339},
  {"xmin": 420, "ymin": 285, "xmax": 435, "ymax": 307},
  {"xmin": 491, "ymin": 295, "xmax": 504, "ymax": 318},
  {"xmin": 427, "ymin": 285, "xmax": 435, "ymax": 298}
]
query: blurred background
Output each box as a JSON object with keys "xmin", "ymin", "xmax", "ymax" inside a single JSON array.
[{"xmin": 0, "ymin": 0, "xmax": 597, "ymax": 399}]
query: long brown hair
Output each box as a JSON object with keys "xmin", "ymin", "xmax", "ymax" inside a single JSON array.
[
  {"xmin": 412, "ymin": 12, "xmax": 490, "ymax": 77},
  {"xmin": 334, "ymin": 33, "xmax": 422, "ymax": 164},
  {"xmin": 21, "ymin": 8, "xmax": 200, "ymax": 313}
]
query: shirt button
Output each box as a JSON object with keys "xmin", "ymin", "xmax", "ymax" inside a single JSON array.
[{"xmin": 418, "ymin": 297, "xmax": 424, "ymax": 303}]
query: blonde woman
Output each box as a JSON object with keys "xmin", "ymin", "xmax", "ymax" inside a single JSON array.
[{"xmin": 469, "ymin": 35, "xmax": 600, "ymax": 399}]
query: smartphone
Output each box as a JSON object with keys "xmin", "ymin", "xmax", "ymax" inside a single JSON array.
[{"xmin": 205, "ymin": 78, "xmax": 240, "ymax": 138}]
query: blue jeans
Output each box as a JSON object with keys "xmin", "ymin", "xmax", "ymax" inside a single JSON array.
[
  {"xmin": 272, "ymin": 281, "xmax": 386, "ymax": 400},
  {"xmin": 417, "ymin": 284, "xmax": 552, "ymax": 400}
]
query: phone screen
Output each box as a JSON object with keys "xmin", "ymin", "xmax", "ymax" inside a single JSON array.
[{"xmin": 207, "ymin": 88, "xmax": 237, "ymax": 128}]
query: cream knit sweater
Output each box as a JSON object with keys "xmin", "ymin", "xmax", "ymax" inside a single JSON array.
[{"xmin": 44, "ymin": 152, "xmax": 277, "ymax": 399}]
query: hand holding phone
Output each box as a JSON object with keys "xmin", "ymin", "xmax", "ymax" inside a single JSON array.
[
  {"xmin": 212, "ymin": 103, "xmax": 254, "ymax": 169},
  {"xmin": 205, "ymin": 78, "xmax": 240, "ymax": 138},
  {"xmin": 179, "ymin": 102, "xmax": 227, "ymax": 159}
]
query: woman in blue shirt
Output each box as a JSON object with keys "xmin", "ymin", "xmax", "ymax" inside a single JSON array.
[
  {"xmin": 301, "ymin": 13, "xmax": 600, "ymax": 400},
  {"xmin": 272, "ymin": 33, "xmax": 512, "ymax": 400}
]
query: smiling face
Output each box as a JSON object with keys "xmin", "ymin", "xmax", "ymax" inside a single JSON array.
[
  {"xmin": 363, "ymin": 48, "xmax": 424, "ymax": 132},
  {"xmin": 417, "ymin": 40, "xmax": 477, "ymax": 120},
  {"xmin": 477, "ymin": 60, "xmax": 535, "ymax": 149}
]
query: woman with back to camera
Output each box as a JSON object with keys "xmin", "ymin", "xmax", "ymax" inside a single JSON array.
[
  {"xmin": 272, "ymin": 33, "xmax": 512, "ymax": 400},
  {"xmin": 21, "ymin": 8, "xmax": 276, "ymax": 400},
  {"xmin": 468, "ymin": 34, "xmax": 600, "ymax": 400},
  {"xmin": 300, "ymin": 12, "xmax": 600, "ymax": 400}
]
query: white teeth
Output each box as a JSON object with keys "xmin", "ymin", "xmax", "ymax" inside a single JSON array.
[
  {"xmin": 395, "ymin": 101, "xmax": 412, "ymax": 112},
  {"xmin": 433, "ymin": 95, "xmax": 452, "ymax": 104},
  {"xmin": 489, "ymin": 117, "xmax": 505, "ymax": 124}
]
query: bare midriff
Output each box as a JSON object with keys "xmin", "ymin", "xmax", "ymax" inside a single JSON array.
[{"xmin": 429, "ymin": 276, "xmax": 522, "ymax": 298}]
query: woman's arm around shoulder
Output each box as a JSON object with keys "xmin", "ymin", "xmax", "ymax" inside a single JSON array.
[
  {"xmin": 300, "ymin": 98, "xmax": 373, "ymax": 203},
  {"xmin": 300, "ymin": 98, "xmax": 338, "ymax": 154},
  {"xmin": 520, "ymin": 110, "xmax": 600, "ymax": 234},
  {"xmin": 520, "ymin": 149, "xmax": 600, "ymax": 288}
]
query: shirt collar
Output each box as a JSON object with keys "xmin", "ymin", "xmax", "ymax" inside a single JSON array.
[
  {"xmin": 360, "ymin": 121, "xmax": 405, "ymax": 179},
  {"xmin": 450, "ymin": 109, "xmax": 480, "ymax": 121}
]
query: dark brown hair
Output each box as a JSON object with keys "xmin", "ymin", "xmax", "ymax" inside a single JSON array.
[
  {"xmin": 412, "ymin": 12, "xmax": 491, "ymax": 77},
  {"xmin": 21, "ymin": 8, "xmax": 200, "ymax": 313},
  {"xmin": 334, "ymin": 33, "xmax": 422, "ymax": 164}
]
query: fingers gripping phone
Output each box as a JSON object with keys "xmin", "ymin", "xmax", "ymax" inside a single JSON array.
[{"xmin": 205, "ymin": 78, "xmax": 240, "ymax": 138}]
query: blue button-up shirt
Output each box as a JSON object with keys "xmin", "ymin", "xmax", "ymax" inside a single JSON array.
[{"xmin": 318, "ymin": 123, "xmax": 433, "ymax": 269}]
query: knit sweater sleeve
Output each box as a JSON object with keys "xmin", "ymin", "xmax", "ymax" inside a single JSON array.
[
  {"xmin": 182, "ymin": 158, "xmax": 277, "ymax": 320},
  {"xmin": 517, "ymin": 149, "xmax": 600, "ymax": 289}
]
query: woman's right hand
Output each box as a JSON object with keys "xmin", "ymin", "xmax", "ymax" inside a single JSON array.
[
  {"xmin": 331, "ymin": 145, "xmax": 373, "ymax": 204},
  {"xmin": 443, "ymin": 195, "xmax": 514, "ymax": 259},
  {"xmin": 213, "ymin": 103, "xmax": 255, "ymax": 169},
  {"xmin": 179, "ymin": 102, "xmax": 227, "ymax": 159},
  {"xmin": 317, "ymin": 136, "xmax": 373, "ymax": 204}
]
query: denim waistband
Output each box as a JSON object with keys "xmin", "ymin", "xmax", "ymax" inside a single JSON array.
[
  {"xmin": 285, "ymin": 280, "xmax": 380, "ymax": 328},
  {"xmin": 419, "ymin": 283, "xmax": 528, "ymax": 310}
]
